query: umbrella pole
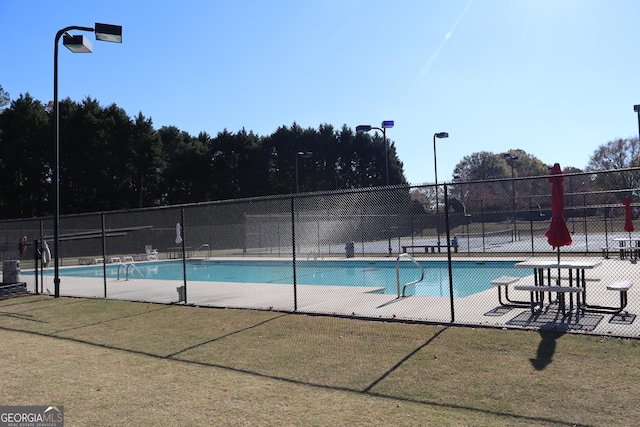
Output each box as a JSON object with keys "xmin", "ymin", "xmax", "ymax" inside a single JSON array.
[{"xmin": 556, "ymin": 247, "xmax": 561, "ymax": 285}]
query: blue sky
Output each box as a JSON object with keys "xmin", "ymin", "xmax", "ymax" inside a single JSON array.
[{"xmin": 2, "ymin": 0, "xmax": 639, "ymax": 185}]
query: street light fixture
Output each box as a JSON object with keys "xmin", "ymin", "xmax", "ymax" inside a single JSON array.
[
  {"xmin": 433, "ymin": 132, "xmax": 448, "ymax": 247},
  {"xmin": 503, "ymin": 152, "xmax": 519, "ymax": 241},
  {"xmin": 356, "ymin": 120, "xmax": 394, "ymax": 185},
  {"xmin": 53, "ymin": 23, "xmax": 122, "ymax": 298},
  {"xmin": 452, "ymin": 173, "xmax": 463, "ymax": 208},
  {"xmin": 356, "ymin": 121, "xmax": 395, "ymax": 255},
  {"xmin": 295, "ymin": 151, "xmax": 313, "ymax": 193}
]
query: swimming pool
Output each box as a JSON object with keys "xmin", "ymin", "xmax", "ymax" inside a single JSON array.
[{"xmin": 53, "ymin": 259, "xmax": 529, "ymax": 297}]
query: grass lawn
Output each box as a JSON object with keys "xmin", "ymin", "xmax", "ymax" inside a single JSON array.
[{"xmin": 1, "ymin": 295, "xmax": 639, "ymax": 426}]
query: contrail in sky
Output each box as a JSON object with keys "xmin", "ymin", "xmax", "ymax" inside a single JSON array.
[{"xmin": 420, "ymin": 0, "xmax": 474, "ymax": 76}]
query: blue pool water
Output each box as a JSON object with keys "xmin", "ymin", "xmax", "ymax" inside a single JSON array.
[{"xmin": 54, "ymin": 259, "xmax": 529, "ymax": 297}]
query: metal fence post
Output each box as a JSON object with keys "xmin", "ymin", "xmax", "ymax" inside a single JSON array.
[
  {"xmin": 444, "ymin": 184, "xmax": 455, "ymax": 323},
  {"xmin": 33, "ymin": 238, "xmax": 39, "ymax": 295},
  {"xmin": 102, "ymin": 213, "xmax": 107, "ymax": 298},
  {"xmin": 291, "ymin": 195, "xmax": 297, "ymax": 311},
  {"xmin": 529, "ymin": 198, "xmax": 535, "ymax": 256},
  {"xmin": 181, "ymin": 208, "xmax": 187, "ymax": 304}
]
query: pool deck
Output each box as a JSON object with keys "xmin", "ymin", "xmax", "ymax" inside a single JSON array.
[{"xmin": 14, "ymin": 256, "xmax": 640, "ymax": 338}]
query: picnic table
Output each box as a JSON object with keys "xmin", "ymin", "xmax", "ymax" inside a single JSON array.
[
  {"xmin": 514, "ymin": 259, "xmax": 602, "ymax": 315},
  {"xmin": 612, "ymin": 237, "xmax": 640, "ymax": 260}
]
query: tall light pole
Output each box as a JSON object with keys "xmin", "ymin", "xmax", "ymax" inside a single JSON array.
[
  {"xmin": 140, "ymin": 167, "xmax": 161, "ymax": 208},
  {"xmin": 503, "ymin": 152, "xmax": 519, "ymax": 242},
  {"xmin": 453, "ymin": 173, "xmax": 470, "ymax": 253},
  {"xmin": 53, "ymin": 23, "xmax": 122, "ymax": 298},
  {"xmin": 634, "ymin": 105, "xmax": 640, "ymax": 140},
  {"xmin": 433, "ymin": 132, "xmax": 448, "ymax": 247},
  {"xmin": 356, "ymin": 120, "xmax": 395, "ymax": 254},
  {"xmin": 295, "ymin": 151, "xmax": 313, "ymax": 193}
]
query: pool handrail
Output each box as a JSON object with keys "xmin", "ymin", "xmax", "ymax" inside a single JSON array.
[
  {"xmin": 306, "ymin": 250, "xmax": 323, "ymax": 261},
  {"xmin": 194, "ymin": 243, "xmax": 210, "ymax": 258},
  {"xmin": 117, "ymin": 262, "xmax": 144, "ymax": 281},
  {"xmin": 396, "ymin": 253, "xmax": 425, "ymax": 297}
]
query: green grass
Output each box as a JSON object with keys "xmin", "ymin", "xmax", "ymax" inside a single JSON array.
[{"xmin": 1, "ymin": 295, "xmax": 639, "ymax": 426}]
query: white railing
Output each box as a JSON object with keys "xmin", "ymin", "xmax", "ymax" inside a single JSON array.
[
  {"xmin": 117, "ymin": 263, "xmax": 144, "ymax": 281},
  {"xmin": 396, "ymin": 253, "xmax": 425, "ymax": 298}
]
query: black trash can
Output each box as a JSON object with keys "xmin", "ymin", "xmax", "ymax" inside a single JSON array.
[{"xmin": 345, "ymin": 241, "xmax": 354, "ymax": 258}]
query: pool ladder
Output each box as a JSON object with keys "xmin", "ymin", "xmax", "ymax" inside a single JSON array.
[
  {"xmin": 194, "ymin": 243, "xmax": 210, "ymax": 258},
  {"xmin": 117, "ymin": 263, "xmax": 144, "ymax": 281},
  {"xmin": 396, "ymin": 253, "xmax": 425, "ymax": 298},
  {"xmin": 306, "ymin": 250, "xmax": 324, "ymax": 261}
]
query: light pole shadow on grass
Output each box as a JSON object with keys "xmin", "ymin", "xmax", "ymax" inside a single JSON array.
[
  {"xmin": 0, "ymin": 298, "xmax": 585, "ymax": 427},
  {"xmin": 0, "ymin": 311, "xmax": 45, "ymax": 322},
  {"xmin": 362, "ymin": 326, "xmax": 449, "ymax": 393},
  {"xmin": 166, "ymin": 313, "xmax": 290, "ymax": 358}
]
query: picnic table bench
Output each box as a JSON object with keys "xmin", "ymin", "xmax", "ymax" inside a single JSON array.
[
  {"xmin": 581, "ymin": 280, "xmax": 634, "ymax": 314},
  {"xmin": 490, "ymin": 276, "xmax": 529, "ymax": 307},
  {"xmin": 513, "ymin": 284, "xmax": 584, "ymax": 314}
]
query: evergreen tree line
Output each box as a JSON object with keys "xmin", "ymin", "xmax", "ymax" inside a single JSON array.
[
  {"xmin": 1, "ymin": 85, "xmax": 638, "ymax": 221},
  {"xmin": 0, "ymin": 93, "xmax": 407, "ymax": 219}
]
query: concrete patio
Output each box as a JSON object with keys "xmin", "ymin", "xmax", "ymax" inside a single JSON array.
[{"xmin": 10, "ymin": 254, "xmax": 639, "ymax": 338}]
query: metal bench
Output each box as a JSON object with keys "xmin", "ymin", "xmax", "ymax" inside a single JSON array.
[
  {"xmin": 167, "ymin": 246, "xmax": 193, "ymax": 259},
  {"xmin": 401, "ymin": 244, "xmax": 458, "ymax": 253},
  {"xmin": 78, "ymin": 258, "xmax": 103, "ymax": 265}
]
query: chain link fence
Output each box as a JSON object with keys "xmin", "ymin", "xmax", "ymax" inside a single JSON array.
[{"xmin": 1, "ymin": 168, "xmax": 639, "ymax": 337}]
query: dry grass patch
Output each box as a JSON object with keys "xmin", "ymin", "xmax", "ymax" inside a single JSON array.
[{"xmin": 1, "ymin": 295, "xmax": 640, "ymax": 426}]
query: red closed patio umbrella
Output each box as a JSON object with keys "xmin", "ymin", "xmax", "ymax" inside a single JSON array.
[
  {"xmin": 624, "ymin": 196, "xmax": 634, "ymax": 237},
  {"xmin": 545, "ymin": 163, "xmax": 572, "ymax": 262}
]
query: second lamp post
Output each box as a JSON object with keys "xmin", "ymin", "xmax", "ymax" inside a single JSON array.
[
  {"xmin": 356, "ymin": 120, "xmax": 394, "ymax": 254},
  {"xmin": 503, "ymin": 152, "xmax": 519, "ymax": 241},
  {"xmin": 433, "ymin": 132, "xmax": 449, "ymax": 247},
  {"xmin": 356, "ymin": 120, "xmax": 394, "ymax": 185}
]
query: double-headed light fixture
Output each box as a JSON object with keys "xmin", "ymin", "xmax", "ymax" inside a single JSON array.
[
  {"xmin": 356, "ymin": 121, "xmax": 394, "ymax": 255},
  {"xmin": 356, "ymin": 120, "xmax": 394, "ymax": 185},
  {"xmin": 53, "ymin": 23, "xmax": 123, "ymax": 298},
  {"xmin": 295, "ymin": 151, "xmax": 313, "ymax": 193}
]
